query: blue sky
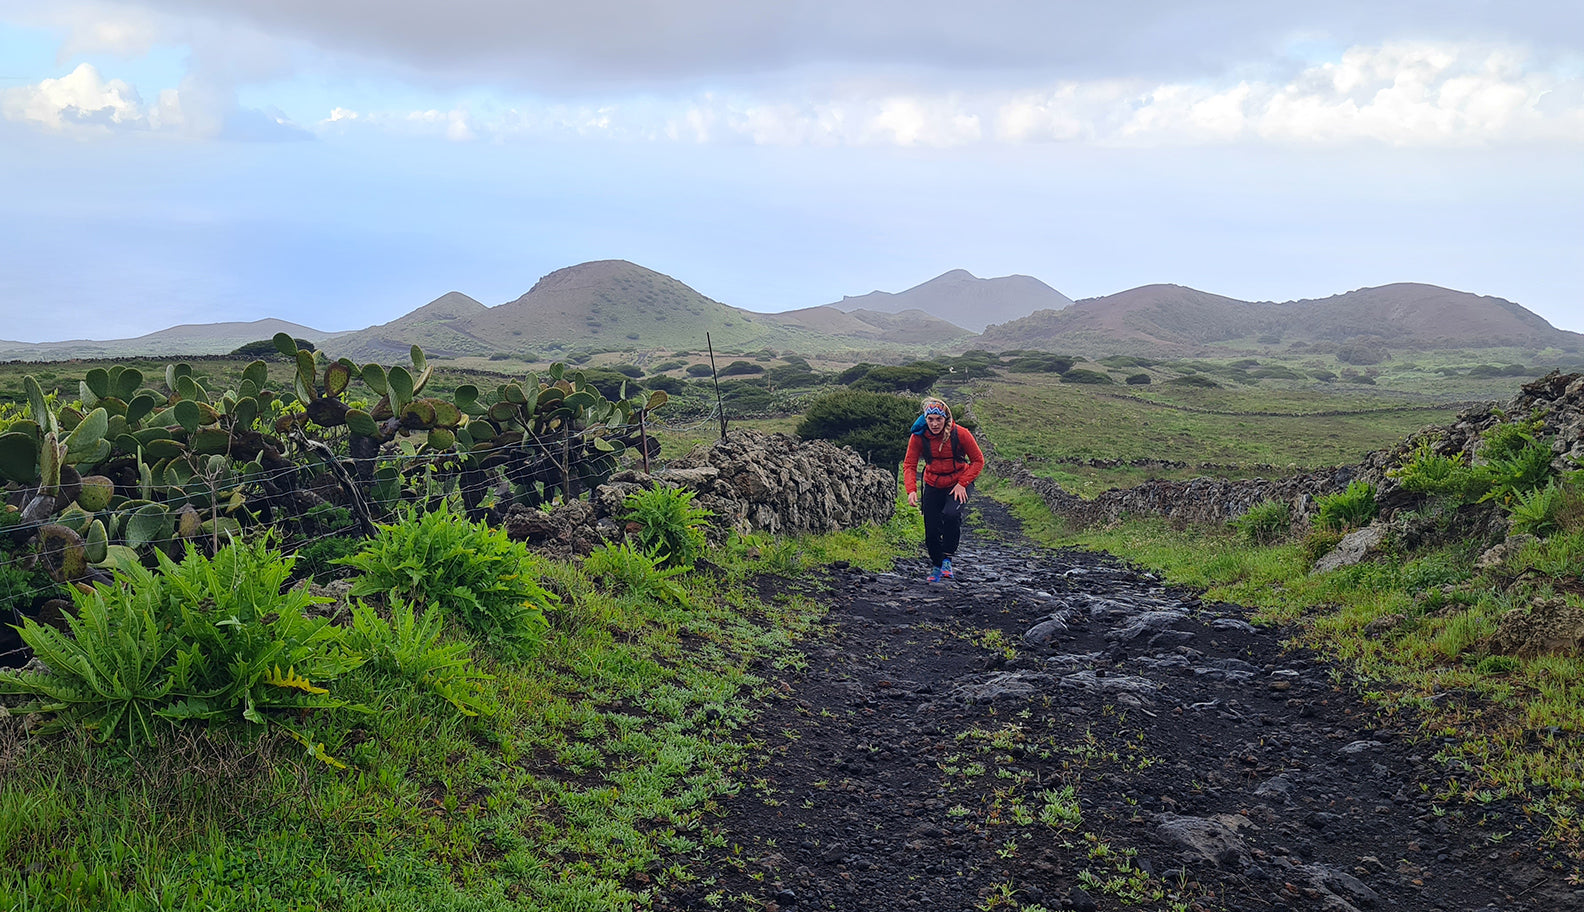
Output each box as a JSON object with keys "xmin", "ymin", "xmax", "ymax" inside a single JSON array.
[{"xmin": 1, "ymin": 1, "xmax": 1580, "ymax": 342}]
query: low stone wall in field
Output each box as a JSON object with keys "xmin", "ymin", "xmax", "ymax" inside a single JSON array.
[
  {"xmin": 503, "ymin": 430, "xmax": 897, "ymax": 555},
  {"xmin": 990, "ymin": 371, "xmax": 1584, "ymax": 532},
  {"xmin": 991, "ymin": 458, "xmax": 1355, "ymax": 529}
]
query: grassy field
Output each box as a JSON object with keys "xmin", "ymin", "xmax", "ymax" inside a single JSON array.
[{"xmin": 968, "ymin": 372, "xmax": 1471, "ymax": 495}]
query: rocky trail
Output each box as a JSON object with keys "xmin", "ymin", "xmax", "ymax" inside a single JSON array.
[{"xmin": 661, "ymin": 498, "xmax": 1580, "ymax": 912}]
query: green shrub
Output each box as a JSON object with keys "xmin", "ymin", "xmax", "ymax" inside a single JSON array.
[
  {"xmin": 292, "ymin": 533, "xmax": 364, "ymax": 581},
  {"xmin": 1060, "ymin": 368, "xmax": 1112, "ymax": 385},
  {"xmin": 345, "ymin": 599, "xmax": 495, "ymax": 717},
  {"xmin": 718, "ymin": 360, "xmax": 764, "ymax": 377},
  {"xmin": 1315, "ymin": 481, "xmax": 1377, "ymax": 532},
  {"xmin": 1480, "ymin": 418, "xmax": 1544, "ymax": 462},
  {"xmin": 0, "ymin": 541, "xmax": 357, "ymax": 748},
  {"xmin": 1231, "ymin": 500, "xmax": 1292, "ymax": 545},
  {"xmin": 583, "ymin": 540, "xmax": 691, "ymax": 606},
  {"xmin": 796, "ymin": 388, "xmax": 920, "ymax": 471},
  {"xmin": 1124, "ymin": 373, "xmax": 1151, "ymax": 385},
  {"xmin": 339, "ymin": 508, "xmax": 557, "ymax": 654},
  {"xmin": 852, "ymin": 364, "xmax": 943, "ymax": 393},
  {"xmin": 686, "ymin": 363, "xmax": 713, "ymax": 376},
  {"xmin": 623, "ymin": 486, "xmax": 712, "ymax": 570},
  {"xmin": 1006, "ymin": 355, "xmax": 1074, "ymax": 374}
]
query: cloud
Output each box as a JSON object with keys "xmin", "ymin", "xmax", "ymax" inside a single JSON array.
[
  {"xmin": 314, "ymin": 41, "xmax": 1582, "ymax": 149},
  {"xmin": 0, "ymin": 62, "xmax": 151, "ymax": 130},
  {"xmin": 95, "ymin": 0, "xmax": 1584, "ymax": 91}
]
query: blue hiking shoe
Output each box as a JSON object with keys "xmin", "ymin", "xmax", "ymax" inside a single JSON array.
[
  {"xmin": 940, "ymin": 558, "xmax": 954, "ymax": 580},
  {"xmin": 926, "ymin": 566, "xmax": 943, "ymax": 583}
]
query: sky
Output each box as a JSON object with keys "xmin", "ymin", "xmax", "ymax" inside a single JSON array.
[{"xmin": 1, "ymin": 1, "xmax": 1581, "ymax": 343}]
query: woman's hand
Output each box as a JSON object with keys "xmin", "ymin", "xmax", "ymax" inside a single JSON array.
[
  {"xmin": 951, "ymin": 483, "xmax": 967, "ymax": 502},
  {"xmin": 907, "ymin": 491, "xmax": 920, "ymax": 508}
]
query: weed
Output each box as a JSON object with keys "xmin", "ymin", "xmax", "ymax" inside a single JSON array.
[
  {"xmin": 339, "ymin": 506, "xmax": 557, "ymax": 655},
  {"xmin": 1231, "ymin": 499, "xmax": 1292, "ymax": 545},
  {"xmin": 1315, "ymin": 480, "xmax": 1378, "ymax": 531},
  {"xmin": 623, "ymin": 485, "xmax": 712, "ymax": 569}
]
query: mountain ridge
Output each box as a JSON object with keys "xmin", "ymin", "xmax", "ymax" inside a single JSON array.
[{"xmin": 1, "ymin": 264, "xmax": 1574, "ymax": 362}]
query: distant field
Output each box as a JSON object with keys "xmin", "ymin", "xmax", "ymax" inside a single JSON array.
[
  {"xmin": 969, "ymin": 373, "xmax": 1477, "ymax": 497},
  {"xmin": 0, "ymin": 351, "xmax": 1546, "ymax": 502}
]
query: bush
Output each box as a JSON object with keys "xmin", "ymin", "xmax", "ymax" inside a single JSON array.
[
  {"xmin": 623, "ymin": 486, "xmax": 713, "ymax": 570},
  {"xmin": 1060, "ymin": 368, "xmax": 1112, "ymax": 385},
  {"xmin": 0, "ymin": 541, "xmax": 356, "ymax": 749},
  {"xmin": 1315, "ymin": 481, "xmax": 1378, "ymax": 532},
  {"xmin": 686, "ymin": 363, "xmax": 713, "ymax": 376},
  {"xmin": 1231, "ymin": 500, "xmax": 1292, "ymax": 545},
  {"xmin": 651, "ymin": 359, "xmax": 686, "ymax": 372},
  {"xmin": 796, "ymin": 389, "xmax": 920, "ymax": 471},
  {"xmin": 834, "ymin": 363, "xmax": 876, "ymax": 385},
  {"xmin": 1167, "ymin": 374, "xmax": 1220, "ymax": 389},
  {"xmin": 339, "ymin": 508, "xmax": 558, "ymax": 654},
  {"xmin": 852, "ymin": 364, "xmax": 943, "ymax": 393},
  {"xmin": 1125, "ymin": 373, "xmax": 1151, "ymax": 385},
  {"xmin": 718, "ymin": 360, "xmax": 764, "ymax": 377},
  {"xmin": 1476, "ymin": 422, "xmax": 1554, "ymax": 506},
  {"xmin": 611, "ymin": 363, "xmax": 645, "ymax": 378},
  {"xmin": 1337, "ymin": 342, "xmax": 1387, "ymax": 365}
]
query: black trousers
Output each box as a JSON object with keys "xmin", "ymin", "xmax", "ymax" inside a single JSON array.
[{"xmin": 920, "ymin": 484, "xmax": 962, "ymax": 567}]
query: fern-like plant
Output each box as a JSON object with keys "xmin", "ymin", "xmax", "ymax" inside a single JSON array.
[
  {"xmin": 1314, "ymin": 481, "xmax": 1378, "ymax": 532},
  {"xmin": 1390, "ymin": 442, "xmax": 1478, "ymax": 498},
  {"xmin": 583, "ymin": 540, "xmax": 691, "ymax": 606},
  {"xmin": 346, "ymin": 599, "xmax": 496, "ymax": 717},
  {"xmin": 0, "ymin": 540, "xmax": 358, "ymax": 747},
  {"xmin": 1507, "ymin": 480, "xmax": 1567, "ymax": 538},
  {"xmin": 157, "ymin": 541, "xmax": 358, "ymax": 727},
  {"xmin": 622, "ymin": 485, "xmax": 712, "ymax": 569},
  {"xmin": 0, "ymin": 566, "xmax": 174, "ymax": 744},
  {"xmin": 1477, "ymin": 438, "xmax": 1554, "ymax": 506},
  {"xmin": 338, "ymin": 507, "xmax": 558, "ymax": 654}
]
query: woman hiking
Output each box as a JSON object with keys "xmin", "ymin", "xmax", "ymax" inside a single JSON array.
[{"xmin": 903, "ymin": 397, "xmax": 985, "ymax": 583}]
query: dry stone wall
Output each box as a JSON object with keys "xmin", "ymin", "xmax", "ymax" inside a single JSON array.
[
  {"xmin": 994, "ymin": 371, "xmax": 1584, "ymax": 533},
  {"xmin": 503, "ymin": 430, "xmax": 896, "ymax": 555}
]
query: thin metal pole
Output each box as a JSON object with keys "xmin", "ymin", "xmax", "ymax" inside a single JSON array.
[{"xmin": 707, "ymin": 332, "xmax": 727, "ymax": 440}]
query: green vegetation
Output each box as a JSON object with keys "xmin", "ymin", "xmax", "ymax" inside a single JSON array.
[
  {"xmin": 795, "ymin": 388, "xmax": 920, "ymax": 471},
  {"xmin": 0, "ymin": 503, "xmax": 919, "ymax": 910},
  {"xmin": 981, "ymin": 396, "xmax": 1584, "ymax": 845},
  {"xmin": 1314, "ymin": 480, "xmax": 1378, "ymax": 531},
  {"xmin": 620, "ymin": 485, "xmax": 713, "ymax": 570},
  {"xmin": 975, "ymin": 372, "xmax": 1467, "ymax": 494},
  {"xmin": 339, "ymin": 508, "xmax": 558, "ymax": 656}
]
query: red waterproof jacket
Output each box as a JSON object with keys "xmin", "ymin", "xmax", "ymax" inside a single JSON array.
[{"xmin": 903, "ymin": 425, "xmax": 985, "ymax": 494}]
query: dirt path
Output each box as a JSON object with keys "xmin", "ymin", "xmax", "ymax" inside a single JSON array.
[{"xmin": 662, "ymin": 498, "xmax": 1579, "ymax": 912}]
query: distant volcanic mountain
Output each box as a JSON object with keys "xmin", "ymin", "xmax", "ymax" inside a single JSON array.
[
  {"xmin": 828, "ymin": 269, "xmax": 1074, "ymax": 333},
  {"xmin": 2, "ymin": 264, "xmax": 1573, "ymax": 364},
  {"xmin": 977, "ymin": 282, "xmax": 1584, "ymax": 356}
]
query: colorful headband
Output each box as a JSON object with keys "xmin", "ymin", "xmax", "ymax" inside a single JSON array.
[{"xmin": 924, "ymin": 406, "xmax": 947, "ymax": 418}]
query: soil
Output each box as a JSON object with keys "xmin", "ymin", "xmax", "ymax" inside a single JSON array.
[{"xmin": 662, "ymin": 498, "xmax": 1582, "ymax": 912}]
